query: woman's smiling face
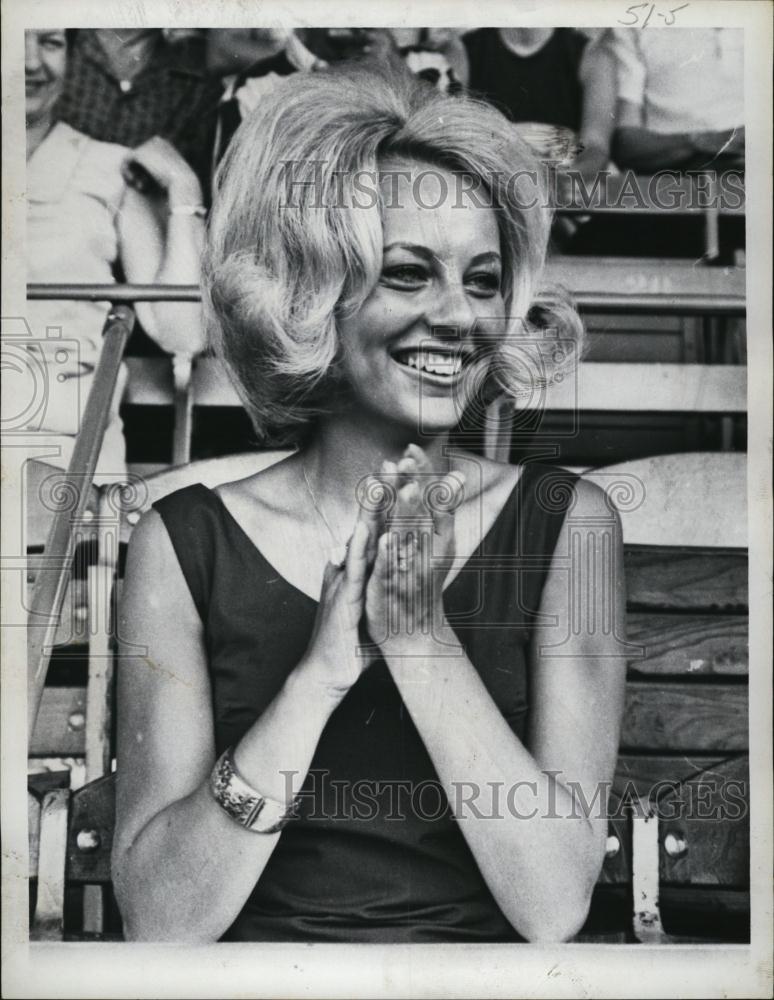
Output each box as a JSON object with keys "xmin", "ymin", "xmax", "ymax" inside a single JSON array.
[
  {"xmin": 337, "ymin": 160, "xmax": 505, "ymax": 435},
  {"xmin": 25, "ymin": 30, "xmax": 67, "ymax": 126}
]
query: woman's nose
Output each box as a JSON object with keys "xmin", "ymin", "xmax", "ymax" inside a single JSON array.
[
  {"xmin": 424, "ymin": 281, "xmax": 477, "ymax": 339},
  {"xmin": 25, "ymin": 35, "xmax": 42, "ymax": 73}
]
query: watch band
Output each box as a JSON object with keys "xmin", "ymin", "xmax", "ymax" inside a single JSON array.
[{"xmin": 210, "ymin": 746, "xmax": 297, "ymax": 834}]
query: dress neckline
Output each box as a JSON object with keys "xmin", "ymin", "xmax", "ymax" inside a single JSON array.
[{"xmin": 201, "ymin": 465, "xmax": 531, "ymax": 608}]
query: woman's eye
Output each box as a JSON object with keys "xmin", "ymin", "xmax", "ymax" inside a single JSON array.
[
  {"xmin": 41, "ymin": 35, "xmax": 66, "ymax": 49},
  {"xmin": 466, "ymin": 272, "xmax": 501, "ymax": 295},
  {"xmin": 380, "ymin": 265, "xmax": 428, "ymax": 289}
]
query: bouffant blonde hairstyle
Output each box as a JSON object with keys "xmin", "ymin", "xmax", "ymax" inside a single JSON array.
[{"xmin": 203, "ymin": 60, "xmax": 582, "ymax": 445}]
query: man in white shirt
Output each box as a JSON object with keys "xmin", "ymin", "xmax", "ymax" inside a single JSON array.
[{"xmin": 609, "ymin": 27, "xmax": 744, "ymax": 171}]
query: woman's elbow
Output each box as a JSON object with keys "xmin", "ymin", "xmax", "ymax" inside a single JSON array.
[
  {"xmin": 112, "ymin": 849, "xmax": 223, "ymax": 943},
  {"xmin": 111, "ymin": 851, "xmax": 149, "ymax": 941},
  {"xmin": 114, "ymin": 889, "xmax": 216, "ymax": 944},
  {"xmin": 516, "ymin": 890, "xmax": 593, "ymax": 944},
  {"xmin": 506, "ymin": 867, "xmax": 597, "ymax": 944}
]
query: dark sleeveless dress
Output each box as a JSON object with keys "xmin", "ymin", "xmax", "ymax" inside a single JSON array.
[{"xmin": 153, "ymin": 462, "xmax": 578, "ymax": 943}]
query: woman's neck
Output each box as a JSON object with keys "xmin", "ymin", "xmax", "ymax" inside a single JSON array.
[
  {"xmin": 302, "ymin": 412, "xmax": 454, "ymax": 521},
  {"xmin": 26, "ymin": 116, "xmax": 53, "ymax": 160}
]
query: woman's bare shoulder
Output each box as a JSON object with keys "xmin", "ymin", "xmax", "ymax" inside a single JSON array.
[
  {"xmin": 122, "ymin": 508, "xmax": 203, "ymax": 631},
  {"xmin": 214, "ymin": 452, "xmax": 302, "ymax": 515}
]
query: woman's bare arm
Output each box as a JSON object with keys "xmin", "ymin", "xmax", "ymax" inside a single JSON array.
[
  {"xmin": 377, "ymin": 476, "xmax": 627, "ymax": 942},
  {"xmin": 112, "ymin": 508, "xmax": 369, "ymax": 941}
]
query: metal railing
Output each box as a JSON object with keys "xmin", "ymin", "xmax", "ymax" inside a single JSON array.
[
  {"xmin": 26, "ymin": 303, "xmax": 136, "ymax": 739},
  {"xmin": 28, "ymin": 282, "xmax": 746, "ymax": 316}
]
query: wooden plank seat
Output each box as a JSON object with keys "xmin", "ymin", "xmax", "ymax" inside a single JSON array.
[
  {"xmin": 579, "ymin": 452, "xmax": 748, "ymax": 942},
  {"xmin": 546, "ymin": 257, "xmax": 745, "ymax": 300},
  {"xmin": 125, "ymin": 356, "xmax": 746, "ymax": 417},
  {"xmin": 484, "ymin": 365, "xmax": 746, "ymax": 466}
]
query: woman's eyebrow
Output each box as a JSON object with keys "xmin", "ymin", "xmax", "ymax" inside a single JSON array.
[
  {"xmin": 383, "ymin": 245, "xmax": 502, "ymax": 268},
  {"xmin": 383, "ymin": 242, "xmax": 435, "ymax": 261},
  {"xmin": 470, "ymin": 252, "xmax": 502, "ymax": 267}
]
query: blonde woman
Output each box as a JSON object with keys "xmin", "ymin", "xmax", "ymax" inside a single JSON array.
[{"xmin": 114, "ymin": 62, "xmax": 627, "ymax": 943}]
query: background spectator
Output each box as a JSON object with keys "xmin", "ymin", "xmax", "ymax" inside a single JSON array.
[
  {"xmin": 55, "ymin": 29, "xmax": 223, "ymax": 200},
  {"xmin": 205, "ymin": 28, "xmax": 286, "ymax": 77},
  {"xmin": 390, "ymin": 27, "xmax": 469, "ymax": 84},
  {"xmin": 211, "ymin": 29, "xmax": 460, "ymax": 172},
  {"xmin": 611, "ymin": 27, "xmax": 744, "ymax": 172},
  {"xmin": 23, "ymin": 29, "xmax": 207, "ymax": 476},
  {"xmin": 465, "ymin": 28, "xmax": 587, "ymax": 130},
  {"xmin": 564, "ymin": 27, "xmax": 745, "ymax": 259},
  {"xmin": 463, "ymin": 28, "xmax": 615, "ymax": 186}
]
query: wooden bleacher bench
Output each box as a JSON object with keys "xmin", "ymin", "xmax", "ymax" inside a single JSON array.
[
  {"xmin": 484, "ymin": 360, "xmax": 745, "ymax": 465},
  {"xmin": 545, "ymin": 257, "xmax": 745, "ymax": 303},
  {"xmin": 581, "ymin": 452, "xmax": 748, "ymax": 942}
]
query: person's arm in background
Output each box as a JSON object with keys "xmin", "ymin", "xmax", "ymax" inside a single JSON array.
[
  {"xmin": 573, "ymin": 31, "xmax": 616, "ymax": 179},
  {"xmin": 116, "ymin": 137, "xmax": 207, "ymax": 357},
  {"xmin": 555, "ymin": 30, "xmax": 617, "ymax": 204},
  {"xmin": 614, "ymin": 101, "xmax": 745, "ymax": 172}
]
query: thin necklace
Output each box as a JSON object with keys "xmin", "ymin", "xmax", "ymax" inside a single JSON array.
[{"xmin": 301, "ymin": 460, "xmax": 348, "ymax": 565}]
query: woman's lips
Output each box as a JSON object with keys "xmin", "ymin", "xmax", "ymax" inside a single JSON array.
[
  {"xmin": 390, "ymin": 349, "xmax": 470, "ymax": 390},
  {"xmin": 391, "ymin": 347, "xmax": 468, "ymax": 377}
]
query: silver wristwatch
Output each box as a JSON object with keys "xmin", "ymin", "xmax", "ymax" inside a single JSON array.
[{"xmin": 210, "ymin": 747, "xmax": 297, "ymax": 834}]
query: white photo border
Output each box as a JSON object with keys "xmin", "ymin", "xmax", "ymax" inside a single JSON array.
[{"xmin": 2, "ymin": 1, "xmax": 771, "ymax": 997}]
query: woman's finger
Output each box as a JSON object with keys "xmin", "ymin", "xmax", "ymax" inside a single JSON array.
[
  {"xmin": 397, "ymin": 480, "xmax": 421, "ymax": 514},
  {"xmin": 392, "ymin": 481, "xmax": 426, "ymax": 541},
  {"xmin": 430, "ymin": 471, "xmax": 466, "ymax": 542},
  {"xmin": 321, "ymin": 557, "xmax": 343, "ymax": 591},
  {"xmin": 356, "ymin": 474, "xmax": 387, "ymax": 567},
  {"xmin": 405, "ymin": 443, "xmax": 432, "ymax": 474},
  {"xmin": 372, "ymin": 530, "xmax": 392, "ymax": 583},
  {"xmin": 344, "ymin": 519, "xmax": 370, "ymax": 603},
  {"xmin": 398, "ymin": 534, "xmax": 418, "ymax": 634},
  {"xmin": 396, "ymin": 455, "xmax": 417, "ymax": 485}
]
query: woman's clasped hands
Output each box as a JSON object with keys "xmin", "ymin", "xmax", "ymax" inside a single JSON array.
[{"xmin": 298, "ymin": 444, "xmax": 466, "ymax": 704}]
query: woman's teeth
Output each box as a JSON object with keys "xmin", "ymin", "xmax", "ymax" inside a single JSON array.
[{"xmin": 398, "ymin": 350, "xmax": 462, "ymax": 376}]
